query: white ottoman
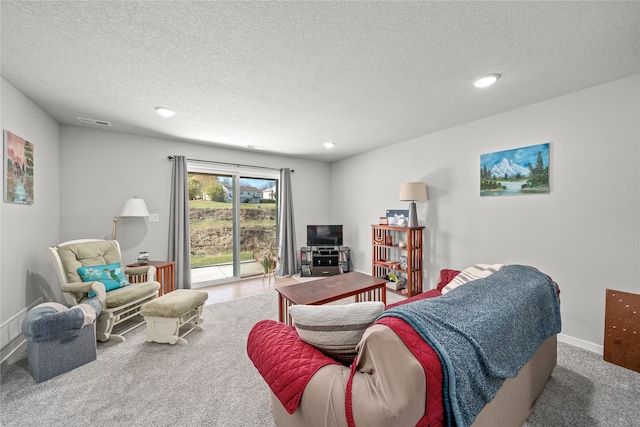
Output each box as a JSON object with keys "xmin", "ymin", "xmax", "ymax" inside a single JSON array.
[{"xmin": 140, "ymin": 289, "xmax": 208, "ymax": 345}]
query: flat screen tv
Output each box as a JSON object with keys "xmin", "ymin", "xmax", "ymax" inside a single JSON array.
[{"xmin": 307, "ymin": 225, "xmax": 343, "ymax": 247}]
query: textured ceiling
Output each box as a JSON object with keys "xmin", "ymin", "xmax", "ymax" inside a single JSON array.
[{"xmin": 1, "ymin": 1, "xmax": 639, "ymax": 162}]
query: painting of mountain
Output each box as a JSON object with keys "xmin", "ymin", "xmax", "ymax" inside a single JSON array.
[{"xmin": 480, "ymin": 143, "xmax": 550, "ymax": 197}]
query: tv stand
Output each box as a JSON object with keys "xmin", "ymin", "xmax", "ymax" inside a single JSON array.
[{"xmin": 300, "ymin": 246, "xmax": 350, "ymax": 277}]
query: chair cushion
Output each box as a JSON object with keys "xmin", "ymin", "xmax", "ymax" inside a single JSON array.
[
  {"xmin": 57, "ymin": 241, "xmax": 122, "ymax": 284},
  {"xmin": 77, "ymin": 262, "xmax": 131, "ymax": 297},
  {"xmin": 140, "ymin": 290, "xmax": 208, "ymax": 318},
  {"xmin": 100, "ymin": 282, "xmax": 160, "ymax": 308}
]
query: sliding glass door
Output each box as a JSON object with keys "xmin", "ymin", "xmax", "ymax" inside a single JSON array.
[
  {"xmin": 188, "ymin": 165, "xmax": 278, "ymax": 288},
  {"xmin": 237, "ymin": 175, "xmax": 278, "ymax": 277}
]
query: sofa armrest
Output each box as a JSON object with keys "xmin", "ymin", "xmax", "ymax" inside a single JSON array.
[{"xmin": 247, "ymin": 319, "xmax": 340, "ymax": 414}]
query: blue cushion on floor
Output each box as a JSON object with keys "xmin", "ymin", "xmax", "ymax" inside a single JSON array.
[{"xmin": 22, "ymin": 299, "xmax": 103, "ymax": 342}]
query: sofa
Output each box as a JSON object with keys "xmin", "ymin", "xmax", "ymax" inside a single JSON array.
[{"xmin": 248, "ymin": 264, "xmax": 561, "ymax": 427}]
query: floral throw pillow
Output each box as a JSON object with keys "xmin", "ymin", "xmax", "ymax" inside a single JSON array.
[{"xmin": 77, "ymin": 262, "xmax": 131, "ymax": 297}]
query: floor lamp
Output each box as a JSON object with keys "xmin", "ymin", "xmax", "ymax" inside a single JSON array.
[
  {"xmin": 399, "ymin": 182, "xmax": 428, "ymax": 227},
  {"xmin": 112, "ymin": 196, "xmax": 149, "ymax": 239}
]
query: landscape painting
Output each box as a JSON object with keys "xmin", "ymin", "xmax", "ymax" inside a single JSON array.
[
  {"xmin": 480, "ymin": 143, "xmax": 549, "ymax": 197},
  {"xmin": 4, "ymin": 130, "xmax": 34, "ymax": 204}
]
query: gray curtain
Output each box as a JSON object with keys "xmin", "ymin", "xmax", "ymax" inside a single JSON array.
[
  {"xmin": 276, "ymin": 168, "xmax": 297, "ymax": 276},
  {"xmin": 169, "ymin": 156, "xmax": 192, "ymax": 289}
]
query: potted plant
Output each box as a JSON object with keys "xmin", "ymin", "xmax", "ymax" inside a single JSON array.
[{"xmin": 252, "ymin": 242, "xmax": 280, "ymax": 284}]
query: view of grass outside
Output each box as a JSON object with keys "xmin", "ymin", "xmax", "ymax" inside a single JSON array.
[
  {"xmin": 190, "ymin": 200, "xmax": 277, "ymax": 267},
  {"xmin": 188, "ymin": 174, "xmax": 277, "ymax": 271}
]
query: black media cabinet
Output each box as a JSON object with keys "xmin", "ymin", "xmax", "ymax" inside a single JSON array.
[{"xmin": 300, "ymin": 246, "xmax": 350, "ymax": 277}]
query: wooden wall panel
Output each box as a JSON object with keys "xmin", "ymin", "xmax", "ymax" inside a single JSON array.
[{"xmin": 604, "ymin": 289, "xmax": 640, "ymax": 373}]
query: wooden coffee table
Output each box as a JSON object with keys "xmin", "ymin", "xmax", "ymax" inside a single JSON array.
[{"xmin": 276, "ymin": 271, "xmax": 387, "ymax": 325}]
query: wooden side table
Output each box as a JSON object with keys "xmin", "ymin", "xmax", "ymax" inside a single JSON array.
[{"xmin": 127, "ymin": 260, "xmax": 175, "ymax": 296}]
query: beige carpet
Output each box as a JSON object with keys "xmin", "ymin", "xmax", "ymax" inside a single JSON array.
[
  {"xmin": 3, "ymin": 290, "xmax": 636, "ymax": 426},
  {"xmin": 1, "ymin": 292, "xmax": 281, "ymax": 427}
]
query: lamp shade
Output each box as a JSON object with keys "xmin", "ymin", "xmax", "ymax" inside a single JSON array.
[
  {"xmin": 399, "ymin": 182, "xmax": 428, "ymax": 202},
  {"xmin": 119, "ymin": 197, "xmax": 149, "ymax": 217}
]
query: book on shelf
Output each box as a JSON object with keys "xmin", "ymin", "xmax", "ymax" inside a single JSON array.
[{"xmin": 301, "ymin": 264, "xmax": 311, "ymax": 276}]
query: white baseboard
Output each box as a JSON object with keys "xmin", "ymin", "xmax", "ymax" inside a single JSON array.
[
  {"xmin": 0, "ymin": 339, "xmax": 27, "ymax": 372},
  {"xmin": 1, "ymin": 298, "xmax": 43, "ymax": 366},
  {"xmin": 558, "ymin": 333, "xmax": 603, "ymax": 355}
]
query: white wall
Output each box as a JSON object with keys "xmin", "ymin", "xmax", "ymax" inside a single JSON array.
[
  {"xmin": 1, "ymin": 78, "xmax": 61, "ymax": 361},
  {"xmin": 331, "ymin": 75, "xmax": 640, "ymax": 352},
  {"xmin": 58, "ymin": 126, "xmax": 332, "ymax": 268}
]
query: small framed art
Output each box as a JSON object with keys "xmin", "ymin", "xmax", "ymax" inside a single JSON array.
[{"xmin": 4, "ymin": 130, "xmax": 34, "ymax": 204}]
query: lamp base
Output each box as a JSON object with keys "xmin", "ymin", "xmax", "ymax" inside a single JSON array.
[
  {"xmin": 112, "ymin": 217, "xmax": 118, "ymax": 240},
  {"xmin": 408, "ymin": 201, "xmax": 418, "ymax": 227}
]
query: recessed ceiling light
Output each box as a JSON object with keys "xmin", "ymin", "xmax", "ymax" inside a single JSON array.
[
  {"xmin": 247, "ymin": 145, "xmax": 264, "ymax": 150},
  {"xmin": 472, "ymin": 73, "xmax": 501, "ymax": 88},
  {"xmin": 155, "ymin": 106, "xmax": 175, "ymax": 117},
  {"xmin": 323, "ymin": 142, "xmax": 335, "ymax": 149}
]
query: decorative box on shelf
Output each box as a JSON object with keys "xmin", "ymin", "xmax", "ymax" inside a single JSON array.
[{"xmin": 386, "ymin": 278, "xmax": 406, "ymax": 291}]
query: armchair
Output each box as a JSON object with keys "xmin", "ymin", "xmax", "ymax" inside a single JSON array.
[{"xmin": 47, "ymin": 239, "xmax": 160, "ymax": 342}]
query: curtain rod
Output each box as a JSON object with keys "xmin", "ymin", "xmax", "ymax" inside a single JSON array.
[{"xmin": 167, "ymin": 156, "xmax": 293, "ymax": 173}]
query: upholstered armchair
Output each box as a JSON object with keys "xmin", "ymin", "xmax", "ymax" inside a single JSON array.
[{"xmin": 47, "ymin": 239, "xmax": 160, "ymax": 342}]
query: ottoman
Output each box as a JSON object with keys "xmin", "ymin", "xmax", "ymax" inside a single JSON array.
[
  {"xmin": 140, "ymin": 289, "xmax": 208, "ymax": 345},
  {"xmin": 22, "ymin": 300, "xmax": 102, "ymax": 382}
]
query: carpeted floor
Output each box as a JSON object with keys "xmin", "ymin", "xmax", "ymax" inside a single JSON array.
[
  {"xmin": 1, "ymin": 291, "xmax": 280, "ymax": 427},
  {"xmin": 1, "ymin": 291, "xmax": 639, "ymax": 426},
  {"xmin": 524, "ymin": 342, "xmax": 640, "ymax": 427}
]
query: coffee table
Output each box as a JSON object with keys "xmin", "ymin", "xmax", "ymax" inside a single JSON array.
[{"xmin": 276, "ymin": 271, "xmax": 387, "ymax": 325}]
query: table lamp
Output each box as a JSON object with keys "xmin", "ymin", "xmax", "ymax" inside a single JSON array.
[
  {"xmin": 399, "ymin": 182, "xmax": 428, "ymax": 227},
  {"xmin": 112, "ymin": 196, "xmax": 149, "ymax": 239}
]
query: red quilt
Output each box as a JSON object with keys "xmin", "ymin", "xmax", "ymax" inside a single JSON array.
[{"xmin": 247, "ymin": 319, "xmax": 341, "ymax": 413}]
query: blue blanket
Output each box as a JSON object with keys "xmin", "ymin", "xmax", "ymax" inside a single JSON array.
[{"xmin": 378, "ymin": 265, "xmax": 561, "ymax": 427}]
